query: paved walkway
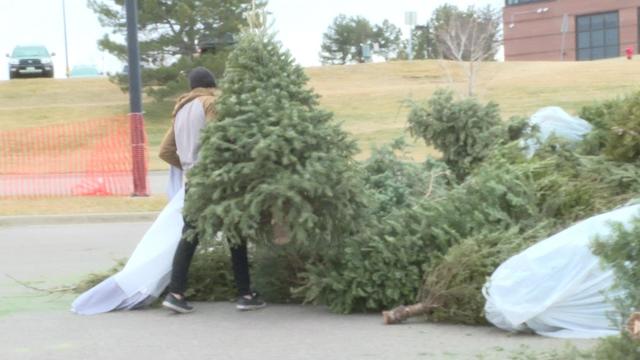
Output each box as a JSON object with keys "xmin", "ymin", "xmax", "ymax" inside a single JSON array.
[{"xmin": 0, "ymin": 221, "xmax": 597, "ymax": 360}]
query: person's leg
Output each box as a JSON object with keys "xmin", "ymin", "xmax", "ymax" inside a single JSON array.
[
  {"xmin": 229, "ymin": 241, "xmax": 251, "ymax": 296},
  {"xmin": 163, "ymin": 212, "xmax": 199, "ymax": 313},
  {"xmin": 167, "ymin": 222, "xmax": 199, "ymax": 296},
  {"xmin": 229, "ymin": 240, "xmax": 266, "ymax": 310}
]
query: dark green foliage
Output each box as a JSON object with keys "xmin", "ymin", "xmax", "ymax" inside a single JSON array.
[
  {"xmin": 299, "ymin": 144, "xmax": 543, "ymax": 313},
  {"xmin": 251, "ymin": 243, "xmax": 310, "ymax": 303},
  {"xmin": 184, "ymin": 30, "xmax": 368, "ymax": 247},
  {"xmin": 592, "ymin": 216, "xmax": 640, "ymax": 326},
  {"xmin": 298, "ymin": 134, "xmax": 640, "ymax": 316},
  {"xmin": 407, "ymin": 89, "xmax": 503, "ymax": 180},
  {"xmin": 531, "ymin": 142, "xmax": 640, "ymax": 223},
  {"xmin": 297, "ymin": 147, "xmax": 450, "ymax": 313},
  {"xmin": 505, "ymin": 115, "xmax": 531, "ymax": 141},
  {"xmin": 509, "ymin": 205, "xmax": 640, "ymax": 359},
  {"xmin": 183, "ymin": 237, "xmax": 236, "ymax": 301},
  {"xmin": 144, "ymin": 53, "xmax": 230, "ymax": 101},
  {"xmin": 579, "ymin": 91, "xmax": 640, "ymax": 162},
  {"xmin": 361, "ymin": 138, "xmax": 453, "ymax": 217},
  {"xmin": 88, "ymin": 0, "xmax": 259, "ymax": 99},
  {"xmin": 408, "ymin": 24, "xmax": 438, "ymax": 60},
  {"xmin": 578, "ymin": 98, "xmax": 619, "ymax": 155}
]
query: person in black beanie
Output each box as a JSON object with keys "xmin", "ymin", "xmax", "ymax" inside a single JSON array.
[
  {"xmin": 160, "ymin": 67, "xmax": 266, "ymax": 313},
  {"xmin": 188, "ymin": 66, "xmax": 217, "ymax": 89}
]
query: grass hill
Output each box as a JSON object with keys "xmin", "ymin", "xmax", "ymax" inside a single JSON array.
[{"xmin": 2, "ymin": 57, "xmax": 640, "ymax": 214}]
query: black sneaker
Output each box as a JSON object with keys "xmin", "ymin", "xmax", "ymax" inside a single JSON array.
[
  {"xmin": 162, "ymin": 293, "xmax": 194, "ymax": 313},
  {"xmin": 236, "ymin": 292, "xmax": 266, "ymax": 311}
]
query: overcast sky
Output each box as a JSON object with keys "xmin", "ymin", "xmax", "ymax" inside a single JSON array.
[{"xmin": 0, "ymin": 0, "xmax": 504, "ymax": 80}]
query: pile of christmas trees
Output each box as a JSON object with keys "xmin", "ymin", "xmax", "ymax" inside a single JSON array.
[{"xmin": 79, "ymin": 19, "xmax": 640, "ymax": 356}]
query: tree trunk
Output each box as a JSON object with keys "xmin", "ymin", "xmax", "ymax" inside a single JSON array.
[
  {"xmin": 382, "ymin": 302, "xmax": 438, "ymax": 325},
  {"xmin": 271, "ymin": 208, "xmax": 290, "ymax": 245},
  {"xmin": 627, "ymin": 312, "xmax": 640, "ymax": 340}
]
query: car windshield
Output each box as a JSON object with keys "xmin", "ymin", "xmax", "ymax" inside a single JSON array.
[{"xmin": 12, "ymin": 47, "xmax": 49, "ymax": 57}]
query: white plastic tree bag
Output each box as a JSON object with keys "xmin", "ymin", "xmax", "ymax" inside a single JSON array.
[
  {"xmin": 521, "ymin": 106, "xmax": 593, "ymax": 157},
  {"xmin": 482, "ymin": 204, "xmax": 640, "ymax": 338}
]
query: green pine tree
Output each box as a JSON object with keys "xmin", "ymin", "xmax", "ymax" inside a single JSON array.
[
  {"xmin": 183, "ymin": 28, "xmax": 368, "ymax": 247},
  {"xmin": 88, "ymin": 0, "xmax": 262, "ymax": 99}
]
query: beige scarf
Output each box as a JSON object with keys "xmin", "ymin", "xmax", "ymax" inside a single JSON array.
[{"xmin": 158, "ymin": 88, "xmax": 218, "ymax": 169}]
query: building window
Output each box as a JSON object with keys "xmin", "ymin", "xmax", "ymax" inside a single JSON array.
[
  {"xmin": 505, "ymin": 0, "xmax": 547, "ymax": 5},
  {"xmin": 576, "ymin": 12, "xmax": 619, "ymax": 61}
]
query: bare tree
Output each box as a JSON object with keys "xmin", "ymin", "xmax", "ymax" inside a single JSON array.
[{"xmin": 436, "ymin": 7, "xmax": 501, "ymax": 96}]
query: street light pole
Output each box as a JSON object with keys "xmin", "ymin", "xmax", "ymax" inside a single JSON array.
[
  {"xmin": 125, "ymin": 0, "xmax": 148, "ymax": 196},
  {"xmin": 405, "ymin": 11, "xmax": 417, "ymax": 60},
  {"xmin": 62, "ymin": 0, "xmax": 70, "ymax": 77}
]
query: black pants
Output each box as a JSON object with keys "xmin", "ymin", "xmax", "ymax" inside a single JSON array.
[{"xmin": 168, "ymin": 205, "xmax": 251, "ymax": 297}]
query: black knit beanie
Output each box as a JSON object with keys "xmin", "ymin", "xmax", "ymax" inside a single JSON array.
[{"xmin": 188, "ymin": 67, "xmax": 216, "ymax": 89}]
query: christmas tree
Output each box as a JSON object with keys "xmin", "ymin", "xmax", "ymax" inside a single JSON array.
[{"xmin": 183, "ymin": 13, "xmax": 367, "ymax": 246}]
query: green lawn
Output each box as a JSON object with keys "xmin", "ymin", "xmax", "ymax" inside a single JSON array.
[{"xmin": 2, "ymin": 57, "xmax": 640, "ymax": 215}]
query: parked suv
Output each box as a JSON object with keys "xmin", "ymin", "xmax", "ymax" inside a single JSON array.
[{"xmin": 6, "ymin": 45, "xmax": 55, "ymax": 79}]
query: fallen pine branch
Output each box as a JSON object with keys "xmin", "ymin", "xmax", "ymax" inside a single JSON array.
[{"xmin": 5, "ymin": 273, "xmax": 76, "ymax": 294}]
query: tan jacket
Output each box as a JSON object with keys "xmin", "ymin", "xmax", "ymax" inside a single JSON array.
[{"xmin": 158, "ymin": 88, "xmax": 218, "ymax": 169}]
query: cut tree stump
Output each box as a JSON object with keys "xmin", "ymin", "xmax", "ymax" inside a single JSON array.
[
  {"xmin": 382, "ymin": 302, "xmax": 437, "ymax": 325},
  {"xmin": 627, "ymin": 312, "xmax": 640, "ymax": 340}
]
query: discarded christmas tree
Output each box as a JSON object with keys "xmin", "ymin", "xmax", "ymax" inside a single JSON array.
[{"xmin": 183, "ymin": 17, "xmax": 367, "ymax": 247}]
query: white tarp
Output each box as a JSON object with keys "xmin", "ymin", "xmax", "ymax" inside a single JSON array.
[
  {"xmin": 71, "ymin": 168, "xmax": 185, "ymax": 315},
  {"xmin": 522, "ymin": 106, "xmax": 593, "ymax": 157},
  {"xmin": 482, "ymin": 204, "xmax": 639, "ymax": 338}
]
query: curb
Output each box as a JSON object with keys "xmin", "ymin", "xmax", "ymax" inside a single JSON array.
[{"xmin": 0, "ymin": 212, "xmax": 160, "ymax": 227}]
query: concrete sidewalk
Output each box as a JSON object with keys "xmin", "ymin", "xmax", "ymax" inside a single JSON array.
[{"xmin": 0, "ymin": 221, "xmax": 597, "ymax": 360}]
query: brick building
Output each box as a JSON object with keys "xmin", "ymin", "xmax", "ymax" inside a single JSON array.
[{"xmin": 504, "ymin": 0, "xmax": 640, "ymax": 61}]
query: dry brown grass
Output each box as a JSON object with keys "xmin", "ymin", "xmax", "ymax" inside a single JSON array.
[
  {"xmin": 307, "ymin": 57, "xmax": 640, "ymax": 160},
  {"xmin": 0, "ymin": 195, "xmax": 168, "ymax": 216}
]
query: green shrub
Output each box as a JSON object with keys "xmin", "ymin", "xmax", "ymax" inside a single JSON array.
[
  {"xmin": 407, "ymin": 89, "xmax": 504, "ymax": 180},
  {"xmin": 579, "ymin": 91, "xmax": 640, "ymax": 162},
  {"xmin": 592, "ymin": 215, "xmax": 640, "ymax": 327}
]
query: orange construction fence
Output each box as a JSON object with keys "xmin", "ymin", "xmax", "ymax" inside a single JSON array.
[{"xmin": 0, "ymin": 116, "xmax": 148, "ymax": 197}]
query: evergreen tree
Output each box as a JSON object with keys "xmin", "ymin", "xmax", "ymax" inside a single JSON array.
[
  {"xmin": 320, "ymin": 15, "xmax": 375, "ymax": 64},
  {"xmin": 88, "ymin": 0, "xmax": 261, "ymax": 99},
  {"xmin": 410, "ymin": 24, "xmax": 438, "ymax": 60},
  {"xmin": 407, "ymin": 89, "xmax": 504, "ymax": 180},
  {"xmin": 372, "ymin": 20, "xmax": 403, "ymax": 61},
  {"xmin": 183, "ymin": 27, "xmax": 368, "ymax": 247},
  {"xmin": 319, "ymin": 15, "xmax": 403, "ymax": 64}
]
